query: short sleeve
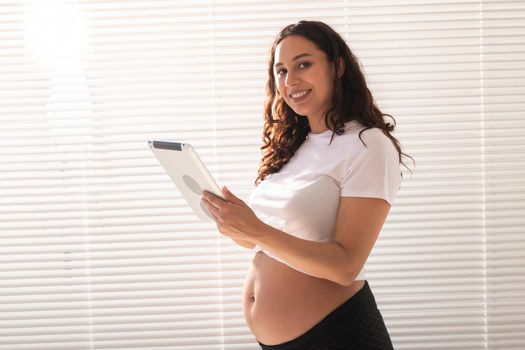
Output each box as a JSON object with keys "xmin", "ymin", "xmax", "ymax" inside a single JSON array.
[{"xmin": 340, "ymin": 130, "xmax": 401, "ymax": 205}]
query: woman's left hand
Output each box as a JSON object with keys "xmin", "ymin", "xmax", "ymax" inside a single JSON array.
[{"xmin": 201, "ymin": 186, "xmax": 264, "ymax": 242}]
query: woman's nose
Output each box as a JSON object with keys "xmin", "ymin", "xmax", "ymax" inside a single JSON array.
[{"xmin": 285, "ymin": 71, "xmax": 299, "ymax": 87}]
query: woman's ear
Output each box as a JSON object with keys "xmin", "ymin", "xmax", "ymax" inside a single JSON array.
[{"xmin": 337, "ymin": 57, "xmax": 345, "ymax": 78}]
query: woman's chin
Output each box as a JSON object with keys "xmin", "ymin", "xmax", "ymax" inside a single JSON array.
[{"xmin": 288, "ymin": 105, "xmax": 309, "ymax": 117}]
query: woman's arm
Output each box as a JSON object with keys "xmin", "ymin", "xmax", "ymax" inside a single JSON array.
[
  {"xmin": 201, "ymin": 187, "xmax": 391, "ymax": 286},
  {"xmin": 231, "ymin": 238, "xmax": 256, "ymax": 249},
  {"xmin": 254, "ymin": 196, "xmax": 391, "ymax": 286}
]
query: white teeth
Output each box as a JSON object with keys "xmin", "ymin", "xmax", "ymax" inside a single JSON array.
[{"xmin": 291, "ymin": 90, "xmax": 310, "ymax": 99}]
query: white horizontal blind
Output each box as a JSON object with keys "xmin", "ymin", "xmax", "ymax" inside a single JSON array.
[
  {"xmin": 76, "ymin": 2, "xmax": 226, "ymax": 349},
  {"xmin": 346, "ymin": 1, "xmax": 486, "ymax": 349},
  {"xmin": 2, "ymin": 1, "xmax": 94, "ymax": 349},
  {"xmin": 483, "ymin": 1, "xmax": 525, "ymax": 349},
  {"xmin": 1, "ymin": 1, "xmax": 524, "ymax": 350},
  {"xmin": 2, "ymin": 1, "xmax": 226, "ymax": 350}
]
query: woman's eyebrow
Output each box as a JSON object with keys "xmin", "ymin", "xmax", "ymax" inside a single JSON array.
[{"xmin": 274, "ymin": 53, "xmax": 313, "ymax": 68}]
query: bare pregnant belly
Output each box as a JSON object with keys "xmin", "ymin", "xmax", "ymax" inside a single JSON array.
[{"xmin": 243, "ymin": 251, "xmax": 365, "ymax": 346}]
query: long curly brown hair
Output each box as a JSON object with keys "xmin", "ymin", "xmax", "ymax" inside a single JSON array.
[{"xmin": 255, "ymin": 20, "xmax": 414, "ymax": 185}]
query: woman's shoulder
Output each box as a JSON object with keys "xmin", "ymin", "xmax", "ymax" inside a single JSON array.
[
  {"xmin": 345, "ymin": 124, "xmax": 393, "ymax": 148},
  {"xmin": 342, "ymin": 122, "xmax": 393, "ymax": 149}
]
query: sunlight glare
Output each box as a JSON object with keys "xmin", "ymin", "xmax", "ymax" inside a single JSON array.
[{"xmin": 23, "ymin": 1, "xmax": 86, "ymax": 68}]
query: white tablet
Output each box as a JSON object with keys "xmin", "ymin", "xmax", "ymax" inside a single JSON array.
[{"xmin": 148, "ymin": 141, "xmax": 224, "ymax": 222}]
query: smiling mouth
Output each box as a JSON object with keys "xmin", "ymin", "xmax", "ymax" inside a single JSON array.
[{"xmin": 289, "ymin": 89, "xmax": 312, "ymax": 101}]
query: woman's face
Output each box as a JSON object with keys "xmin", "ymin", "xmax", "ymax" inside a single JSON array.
[{"xmin": 273, "ymin": 35, "xmax": 336, "ymax": 122}]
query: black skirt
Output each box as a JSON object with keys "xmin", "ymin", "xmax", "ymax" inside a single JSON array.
[{"xmin": 257, "ymin": 280, "xmax": 394, "ymax": 350}]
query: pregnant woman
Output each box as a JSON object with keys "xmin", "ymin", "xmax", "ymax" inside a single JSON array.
[{"xmin": 202, "ymin": 20, "xmax": 412, "ymax": 350}]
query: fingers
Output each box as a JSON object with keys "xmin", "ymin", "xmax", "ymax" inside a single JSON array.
[
  {"xmin": 201, "ymin": 187, "xmax": 243, "ymax": 223},
  {"xmin": 203, "ymin": 197, "xmax": 220, "ymax": 219},
  {"xmin": 201, "ymin": 191, "xmax": 223, "ymax": 208},
  {"xmin": 201, "ymin": 192, "xmax": 229, "ymax": 221},
  {"xmin": 203, "ymin": 187, "xmax": 240, "ymax": 206},
  {"xmin": 221, "ymin": 186, "xmax": 242, "ymax": 204}
]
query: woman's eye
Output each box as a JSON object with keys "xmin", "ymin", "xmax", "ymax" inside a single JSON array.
[
  {"xmin": 298, "ymin": 61, "xmax": 311, "ymax": 69},
  {"xmin": 275, "ymin": 62, "xmax": 310, "ymax": 78}
]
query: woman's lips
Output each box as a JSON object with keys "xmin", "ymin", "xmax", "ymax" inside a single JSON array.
[{"xmin": 289, "ymin": 89, "xmax": 312, "ymax": 103}]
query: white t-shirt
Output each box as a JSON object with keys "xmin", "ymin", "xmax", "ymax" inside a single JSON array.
[{"xmin": 248, "ymin": 120, "xmax": 402, "ymax": 281}]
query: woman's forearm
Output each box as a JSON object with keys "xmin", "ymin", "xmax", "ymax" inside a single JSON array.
[
  {"xmin": 231, "ymin": 238, "xmax": 256, "ymax": 249},
  {"xmin": 254, "ymin": 223, "xmax": 357, "ymax": 286}
]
